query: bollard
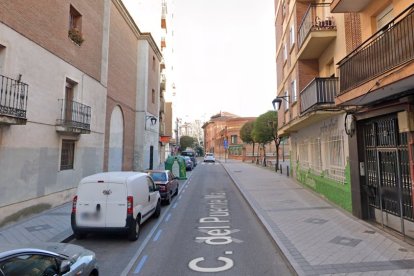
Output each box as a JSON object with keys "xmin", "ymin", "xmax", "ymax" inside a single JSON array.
[
  {"xmin": 279, "ymin": 164, "xmax": 282, "ymax": 174},
  {"xmin": 286, "ymin": 165, "xmax": 289, "ymax": 177}
]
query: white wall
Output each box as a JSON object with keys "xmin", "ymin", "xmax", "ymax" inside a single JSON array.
[{"xmin": 0, "ymin": 24, "xmax": 106, "ymax": 210}]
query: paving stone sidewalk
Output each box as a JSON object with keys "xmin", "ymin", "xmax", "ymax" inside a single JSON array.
[{"xmin": 221, "ymin": 159, "xmax": 414, "ymax": 275}]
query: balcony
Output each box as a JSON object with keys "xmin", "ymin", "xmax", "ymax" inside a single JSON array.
[
  {"xmin": 338, "ymin": 6, "xmax": 414, "ymax": 94},
  {"xmin": 298, "ymin": 4, "xmax": 337, "ymax": 60},
  {"xmin": 56, "ymin": 99, "xmax": 91, "ymax": 134},
  {"xmin": 301, "ymin": 77, "xmax": 338, "ymax": 114},
  {"xmin": 0, "ymin": 74, "xmax": 28, "ymax": 125},
  {"xmin": 331, "ymin": 0, "xmax": 372, "ymax": 13}
]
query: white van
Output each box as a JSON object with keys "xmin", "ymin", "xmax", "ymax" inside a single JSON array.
[{"xmin": 71, "ymin": 172, "xmax": 161, "ymax": 241}]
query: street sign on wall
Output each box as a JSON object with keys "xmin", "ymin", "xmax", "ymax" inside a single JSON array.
[{"xmin": 224, "ymin": 139, "xmax": 228, "ymax": 149}]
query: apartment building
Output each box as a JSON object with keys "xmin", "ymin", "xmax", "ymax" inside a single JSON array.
[
  {"xmin": 274, "ymin": 0, "xmax": 351, "ymax": 211},
  {"xmin": 0, "ymin": 0, "xmax": 162, "ymax": 225},
  {"xmin": 0, "ymin": 1, "xmax": 107, "ymax": 224},
  {"xmin": 331, "ymin": 0, "xmax": 414, "ymax": 239}
]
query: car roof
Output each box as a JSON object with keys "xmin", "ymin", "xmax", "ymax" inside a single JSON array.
[
  {"xmin": 80, "ymin": 171, "xmax": 148, "ymax": 184},
  {"xmin": 0, "ymin": 245, "xmax": 63, "ymax": 259}
]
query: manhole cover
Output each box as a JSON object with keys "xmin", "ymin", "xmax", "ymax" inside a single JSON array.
[
  {"xmin": 363, "ymin": 230, "xmax": 376, "ymax": 234},
  {"xmin": 399, "ymin": 248, "xmax": 408, "ymax": 252}
]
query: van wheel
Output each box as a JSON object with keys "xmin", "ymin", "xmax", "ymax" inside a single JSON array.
[
  {"xmin": 74, "ymin": 231, "xmax": 86, "ymax": 240},
  {"xmin": 153, "ymin": 201, "xmax": 161, "ymax": 218},
  {"xmin": 128, "ymin": 217, "xmax": 140, "ymax": 241}
]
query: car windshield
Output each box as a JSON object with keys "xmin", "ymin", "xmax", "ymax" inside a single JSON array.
[
  {"xmin": 150, "ymin": 172, "xmax": 167, "ymax": 181},
  {"xmin": 206, "ymin": 153, "xmax": 213, "ymax": 157},
  {"xmin": 182, "ymin": 152, "xmax": 194, "ymax": 157}
]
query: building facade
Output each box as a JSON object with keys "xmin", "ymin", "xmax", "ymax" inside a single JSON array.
[
  {"xmin": 332, "ymin": 0, "xmax": 414, "ymax": 239},
  {"xmin": 0, "ymin": 0, "xmax": 107, "ymax": 224},
  {"xmin": 0, "ymin": 0, "xmax": 162, "ymax": 226},
  {"xmin": 274, "ymin": 0, "xmax": 352, "ymax": 212}
]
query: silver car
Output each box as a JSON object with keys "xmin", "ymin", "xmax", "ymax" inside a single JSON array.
[{"xmin": 0, "ymin": 242, "xmax": 98, "ymax": 276}]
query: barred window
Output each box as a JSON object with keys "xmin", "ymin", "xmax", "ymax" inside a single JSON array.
[
  {"xmin": 298, "ymin": 140, "xmax": 309, "ymax": 169},
  {"xmin": 310, "ymin": 137, "xmax": 322, "ymax": 173},
  {"xmin": 60, "ymin": 140, "xmax": 75, "ymax": 170},
  {"xmin": 323, "ymin": 131, "xmax": 346, "ymax": 183}
]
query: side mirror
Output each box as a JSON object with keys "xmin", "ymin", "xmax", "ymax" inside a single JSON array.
[{"xmin": 59, "ymin": 260, "xmax": 71, "ymax": 274}]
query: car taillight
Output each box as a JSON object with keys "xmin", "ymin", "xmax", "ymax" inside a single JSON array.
[
  {"xmin": 72, "ymin": 196, "xmax": 78, "ymax": 214},
  {"xmin": 127, "ymin": 196, "xmax": 133, "ymax": 215}
]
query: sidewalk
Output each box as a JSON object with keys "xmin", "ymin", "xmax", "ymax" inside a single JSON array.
[
  {"xmin": 221, "ymin": 159, "xmax": 414, "ymax": 275},
  {"xmin": 2, "ymin": 160, "xmax": 414, "ymax": 275}
]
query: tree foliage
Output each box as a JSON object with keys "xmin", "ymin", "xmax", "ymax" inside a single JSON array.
[
  {"xmin": 252, "ymin": 111, "xmax": 277, "ymax": 144},
  {"xmin": 180, "ymin": 135, "xmax": 195, "ymax": 150},
  {"xmin": 240, "ymin": 121, "xmax": 255, "ymax": 144}
]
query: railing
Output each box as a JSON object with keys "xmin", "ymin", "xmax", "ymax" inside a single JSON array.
[
  {"xmin": 300, "ymin": 77, "xmax": 338, "ymax": 113},
  {"xmin": 0, "ymin": 74, "xmax": 28, "ymax": 119},
  {"xmin": 338, "ymin": 4, "xmax": 414, "ymax": 93},
  {"xmin": 56, "ymin": 99, "xmax": 91, "ymax": 131},
  {"xmin": 298, "ymin": 3, "xmax": 336, "ymax": 49}
]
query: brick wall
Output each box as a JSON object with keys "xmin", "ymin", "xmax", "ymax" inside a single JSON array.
[
  {"xmin": 0, "ymin": 0, "xmax": 104, "ymax": 80},
  {"xmin": 344, "ymin": 13, "xmax": 362, "ymax": 54},
  {"xmin": 103, "ymin": 2, "xmax": 138, "ymax": 171}
]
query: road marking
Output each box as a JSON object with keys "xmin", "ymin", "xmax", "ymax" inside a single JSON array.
[
  {"xmin": 133, "ymin": 255, "xmax": 148, "ymax": 274},
  {"xmin": 173, "ymin": 202, "xmax": 178, "ymax": 209},
  {"xmin": 165, "ymin": 213, "xmax": 171, "ymax": 222},
  {"xmin": 179, "ymin": 195, "xmax": 182, "ymax": 200},
  {"xmin": 153, "ymin": 229, "xmax": 162, "ymax": 242}
]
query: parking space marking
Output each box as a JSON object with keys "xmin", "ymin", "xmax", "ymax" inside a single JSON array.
[
  {"xmin": 179, "ymin": 195, "xmax": 182, "ymax": 200},
  {"xmin": 165, "ymin": 213, "xmax": 171, "ymax": 222},
  {"xmin": 153, "ymin": 229, "xmax": 163, "ymax": 242},
  {"xmin": 133, "ymin": 255, "xmax": 148, "ymax": 274},
  {"xmin": 173, "ymin": 202, "xmax": 178, "ymax": 209}
]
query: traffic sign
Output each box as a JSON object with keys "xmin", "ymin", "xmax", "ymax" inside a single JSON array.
[{"xmin": 224, "ymin": 139, "xmax": 228, "ymax": 149}]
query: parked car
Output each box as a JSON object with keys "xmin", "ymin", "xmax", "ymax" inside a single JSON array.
[
  {"xmin": 204, "ymin": 153, "xmax": 215, "ymax": 163},
  {"xmin": 71, "ymin": 171, "xmax": 161, "ymax": 241},
  {"xmin": 147, "ymin": 170, "xmax": 179, "ymax": 205},
  {"xmin": 183, "ymin": 156, "xmax": 194, "ymax": 171},
  {"xmin": 0, "ymin": 242, "xmax": 98, "ymax": 276},
  {"xmin": 181, "ymin": 150, "xmax": 197, "ymax": 167}
]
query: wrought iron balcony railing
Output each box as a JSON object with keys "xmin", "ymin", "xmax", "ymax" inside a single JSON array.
[
  {"xmin": 298, "ymin": 3, "xmax": 336, "ymax": 49},
  {"xmin": 0, "ymin": 74, "xmax": 28, "ymax": 122},
  {"xmin": 56, "ymin": 99, "xmax": 91, "ymax": 133},
  {"xmin": 300, "ymin": 77, "xmax": 339, "ymax": 113},
  {"xmin": 338, "ymin": 4, "xmax": 414, "ymax": 93}
]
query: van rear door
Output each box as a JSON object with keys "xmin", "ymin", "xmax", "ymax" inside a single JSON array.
[
  {"xmin": 76, "ymin": 181, "xmax": 107, "ymax": 227},
  {"xmin": 105, "ymin": 182, "xmax": 128, "ymax": 227}
]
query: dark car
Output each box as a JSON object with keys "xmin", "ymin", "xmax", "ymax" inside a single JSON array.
[
  {"xmin": 0, "ymin": 242, "xmax": 98, "ymax": 276},
  {"xmin": 147, "ymin": 170, "xmax": 179, "ymax": 205},
  {"xmin": 181, "ymin": 151, "xmax": 197, "ymax": 167},
  {"xmin": 183, "ymin": 156, "xmax": 194, "ymax": 171}
]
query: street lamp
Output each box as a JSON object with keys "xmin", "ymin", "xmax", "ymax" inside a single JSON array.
[{"xmin": 272, "ymin": 96, "xmax": 290, "ymax": 111}]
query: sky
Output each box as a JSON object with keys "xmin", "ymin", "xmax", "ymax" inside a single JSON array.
[
  {"xmin": 123, "ymin": 0, "xmax": 276, "ymax": 122},
  {"xmin": 173, "ymin": 0, "xmax": 276, "ymax": 121}
]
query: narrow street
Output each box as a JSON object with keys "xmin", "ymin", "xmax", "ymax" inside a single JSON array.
[{"xmin": 71, "ymin": 161, "xmax": 293, "ymax": 276}]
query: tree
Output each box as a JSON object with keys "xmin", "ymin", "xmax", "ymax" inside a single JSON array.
[
  {"xmin": 252, "ymin": 111, "xmax": 278, "ymax": 167},
  {"xmin": 240, "ymin": 121, "xmax": 256, "ymax": 162},
  {"xmin": 180, "ymin": 135, "xmax": 195, "ymax": 151}
]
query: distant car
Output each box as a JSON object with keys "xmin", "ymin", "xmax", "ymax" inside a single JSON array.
[
  {"xmin": 0, "ymin": 242, "xmax": 98, "ymax": 276},
  {"xmin": 147, "ymin": 170, "xmax": 179, "ymax": 205},
  {"xmin": 181, "ymin": 151, "xmax": 197, "ymax": 167},
  {"xmin": 183, "ymin": 156, "xmax": 194, "ymax": 171},
  {"xmin": 204, "ymin": 153, "xmax": 215, "ymax": 163}
]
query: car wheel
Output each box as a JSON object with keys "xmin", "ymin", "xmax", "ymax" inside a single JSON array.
[
  {"xmin": 174, "ymin": 184, "xmax": 179, "ymax": 196},
  {"xmin": 153, "ymin": 200, "xmax": 161, "ymax": 218},
  {"xmin": 165, "ymin": 193, "xmax": 171, "ymax": 205},
  {"xmin": 128, "ymin": 217, "xmax": 140, "ymax": 241}
]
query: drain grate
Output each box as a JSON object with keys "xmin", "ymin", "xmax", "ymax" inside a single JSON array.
[{"xmin": 363, "ymin": 230, "xmax": 376, "ymax": 234}]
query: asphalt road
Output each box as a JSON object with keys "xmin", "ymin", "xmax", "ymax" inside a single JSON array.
[{"xmin": 71, "ymin": 161, "xmax": 293, "ymax": 276}]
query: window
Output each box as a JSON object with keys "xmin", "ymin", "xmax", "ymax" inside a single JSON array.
[
  {"xmin": 289, "ymin": 25, "xmax": 295, "ymax": 48},
  {"xmin": 61, "ymin": 140, "xmax": 75, "ymax": 170},
  {"xmin": 147, "ymin": 177, "xmax": 155, "ymax": 192},
  {"xmin": 152, "ymin": 89, "xmax": 155, "ymax": 104},
  {"xmin": 0, "ymin": 254, "xmax": 59, "ymax": 276},
  {"xmin": 291, "ymin": 80, "xmax": 297, "ymax": 102},
  {"xmin": 0, "ymin": 45, "xmax": 5, "ymax": 74},
  {"xmin": 64, "ymin": 79, "xmax": 75, "ymax": 122},
  {"xmin": 152, "ymin": 56, "xmax": 156, "ymax": 71},
  {"xmin": 282, "ymin": 0, "xmax": 286, "ymax": 19},
  {"xmin": 68, "ymin": 5, "xmax": 84, "ymax": 45},
  {"xmin": 231, "ymin": 135, "xmax": 238, "ymax": 144},
  {"xmin": 283, "ymin": 43, "xmax": 287, "ymax": 62},
  {"xmin": 376, "ymin": 5, "xmax": 393, "ymax": 31},
  {"xmin": 284, "ymin": 90, "xmax": 289, "ymax": 110}
]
